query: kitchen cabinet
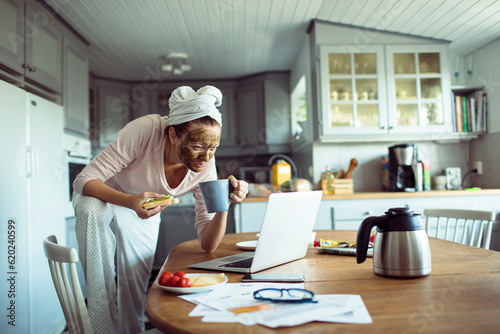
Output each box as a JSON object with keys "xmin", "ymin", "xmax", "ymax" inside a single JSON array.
[
  {"xmin": 96, "ymin": 81, "xmax": 131, "ymax": 148},
  {"xmin": 153, "ymin": 205, "xmax": 198, "ymax": 270},
  {"xmin": 319, "ymin": 44, "xmax": 452, "ymax": 139},
  {"xmin": 0, "ymin": 0, "xmax": 63, "ymax": 95},
  {"xmin": 319, "ymin": 45, "xmax": 387, "ymax": 136},
  {"xmin": 385, "ymin": 45, "xmax": 452, "ymax": 135},
  {"xmin": 0, "ymin": 0, "xmax": 24, "ymax": 74},
  {"xmin": 236, "ymin": 72, "xmax": 291, "ymax": 155},
  {"xmin": 216, "ymin": 87, "xmax": 238, "ymax": 155},
  {"xmin": 234, "ymin": 200, "xmax": 332, "ymax": 233},
  {"xmin": 63, "ymin": 31, "xmax": 89, "ymax": 137}
]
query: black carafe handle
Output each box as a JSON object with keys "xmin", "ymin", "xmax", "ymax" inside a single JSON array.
[{"xmin": 356, "ymin": 216, "xmax": 384, "ymax": 264}]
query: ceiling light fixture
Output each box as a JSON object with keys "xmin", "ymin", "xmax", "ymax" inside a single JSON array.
[{"xmin": 161, "ymin": 53, "xmax": 191, "ymax": 75}]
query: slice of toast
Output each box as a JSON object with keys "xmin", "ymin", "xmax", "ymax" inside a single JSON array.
[{"xmin": 142, "ymin": 196, "xmax": 180, "ymax": 209}]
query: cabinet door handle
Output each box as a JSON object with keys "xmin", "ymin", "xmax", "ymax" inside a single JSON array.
[
  {"xmin": 29, "ymin": 67, "xmax": 36, "ymax": 72},
  {"xmin": 388, "ymin": 125, "xmax": 394, "ymax": 130},
  {"xmin": 364, "ymin": 210, "xmax": 373, "ymax": 215},
  {"xmin": 22, "ymin": 63, "xmax": 29, "ymax": 69},
  {"xmin": 380, "ymin": 126, "xmax": 386, "ymax": 130}
]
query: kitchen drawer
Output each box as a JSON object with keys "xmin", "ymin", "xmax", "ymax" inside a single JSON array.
[
  {"xmin": 334, "ymin": 220, "xmax": 365, "ymax": 231},
  {"xmin": 322, "ymin": 199, "xmax": 390, "ymax": 229}
]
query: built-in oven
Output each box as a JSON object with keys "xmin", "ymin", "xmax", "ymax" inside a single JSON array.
[{"xmin": 63, "ymin": 134, "xmax": 92, "ymax": 218}]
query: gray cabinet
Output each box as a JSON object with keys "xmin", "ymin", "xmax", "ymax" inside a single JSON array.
[
  {"xmin": 236, "ymin": 73, "xmax": 291, "ymax": 155},
  {"xmin": 0, "ymin": 0, "xmax": 63, "ymax": 94},
  {"xmin": 153, "ymin": 205, "xmax": 198, "ymax": 270},
  {"xmin": 217, "ymin": 87, "xmax": 237, "ymax": 153},
  {"xmin": 96, "ymin": 81, "xmax": 131, "ymax": 148},
  {"xmin": 63, "ymin": 32, "xmax": 89, "ymax": 136},
  {"xmin": 24, "ymin": 2, "xmax": 63, "ymax": 93},
  {"xmin": 237, "ymin": 81, "xmax": 264, "ymax": 147},
  {"xmin": 1, "ymin": 0, "xmax": 90, "ymax": 137},
  {"xmin": 0, "ymin": 0, "xmax": 24, "ymax": 74}
]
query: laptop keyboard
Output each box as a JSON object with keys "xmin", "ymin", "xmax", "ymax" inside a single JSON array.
[{"xmin": 219, "ymin": 257, "xmax": 254, "ymax": 268}]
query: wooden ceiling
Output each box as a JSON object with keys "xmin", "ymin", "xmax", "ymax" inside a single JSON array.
[{"xmin": 47, "ymin": 0, "xmax": 500, "ymax": 81}]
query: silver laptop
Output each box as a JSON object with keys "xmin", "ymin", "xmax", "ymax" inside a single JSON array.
[{"xmin": 189, "ymin": 190, "xmax": 323, "ymax": 273}]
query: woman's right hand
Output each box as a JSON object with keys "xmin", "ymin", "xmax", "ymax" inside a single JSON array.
[{"xmin": 129, "ymin": 192, "xmax": 168, "ymax": 219}]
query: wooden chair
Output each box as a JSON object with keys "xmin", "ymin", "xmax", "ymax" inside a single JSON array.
[
  {"xmin": 423, "ymin": 209, "xmax": 496, "ymax": 249},
  {"xmin": 43, "ymin": 235, "xmax": 94, "ymax": 334},
  {"xmin": 43, "ymin": 235, "xmax": 162, "ymax": 334}
]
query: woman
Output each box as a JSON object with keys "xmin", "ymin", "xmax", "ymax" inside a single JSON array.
[{"xmin": 73, "ymin": 85, "xmax": 248, "ymax": 334}]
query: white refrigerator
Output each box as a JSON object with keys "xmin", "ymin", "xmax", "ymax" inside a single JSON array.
[{"xmin": 0, "ymin": 79, "xmax": 67, "ymax": 333}]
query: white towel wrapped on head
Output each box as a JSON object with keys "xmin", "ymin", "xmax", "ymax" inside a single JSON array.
[{"xmin": 167, "ymin": 85, "xmax": 223, "ymax": 126}]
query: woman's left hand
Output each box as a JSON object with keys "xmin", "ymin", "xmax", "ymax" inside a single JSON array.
[{"xmin": 228, "ymin": 175, "xmax": 248, "ymax": 203}]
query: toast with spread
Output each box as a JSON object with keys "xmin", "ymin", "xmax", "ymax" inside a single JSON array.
[{"xmin": 142, "ymin": 195, "xmax": 179, "ymax": 209}]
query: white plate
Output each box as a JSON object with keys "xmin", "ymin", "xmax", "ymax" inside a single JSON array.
[
  {"xmin": 236, "ymin": 240, "xmax": 258, "ymax": 250},
  {"xmin": 155, "ymin": 273, "xmax": 228, "ymax": 295}
]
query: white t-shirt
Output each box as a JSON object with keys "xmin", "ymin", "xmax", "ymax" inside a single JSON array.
[{"xmin": 73, "ymin": 114, "xmax": 217, "ymax": 234}]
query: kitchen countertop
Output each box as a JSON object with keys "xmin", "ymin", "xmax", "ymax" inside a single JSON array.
[{"xmin": 242, "ymin": 189, "xmax": 500, "ymax": 202}]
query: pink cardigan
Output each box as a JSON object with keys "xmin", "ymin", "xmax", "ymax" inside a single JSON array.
[{"xmin": 74, "ymin": 114, "xmax": 217, "ymax": 234}]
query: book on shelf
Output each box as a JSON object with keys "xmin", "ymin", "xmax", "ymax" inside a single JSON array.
[{"xmin": 452, "ymin": 89, "xmax": 487, "ymax": 133}]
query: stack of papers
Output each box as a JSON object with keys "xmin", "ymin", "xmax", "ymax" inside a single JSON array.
[{"xmin": 179, "ymin": 283, "xmax": 372, "ymax": 328}]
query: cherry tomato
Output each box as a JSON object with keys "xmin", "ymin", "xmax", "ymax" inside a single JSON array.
[
  {"xmin": 158, "ymin": 271, "xmax": 173, "ymax": 286},
  {"xmin": 177, "ymin": 277, "xmax": 191, "ymax": 288},
  {"xmin": 173, "ymin": 270, "xmax": 187, "ymax": 278},
  {"xmin": 167, "ymin": 275, "xmax": 181, "ymax": 287}
]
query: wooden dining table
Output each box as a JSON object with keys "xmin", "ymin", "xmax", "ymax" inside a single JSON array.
[{"xmin": 145, "ymin": 230, "xmax": 500, "ymax": 333}]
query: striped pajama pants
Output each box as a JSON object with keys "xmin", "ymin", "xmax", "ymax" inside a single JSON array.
[{"xmin": 73, "ymin": 194, "xmax": 161, "ymax": 334}]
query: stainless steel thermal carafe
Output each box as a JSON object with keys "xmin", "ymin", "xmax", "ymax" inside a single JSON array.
[{"xmin": 356, "ymin": 207, "xmax": 431, "ymax": 278}]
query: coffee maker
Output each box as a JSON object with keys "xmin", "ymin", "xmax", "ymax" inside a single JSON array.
[{"xmin": 388, "ymin": 144, "xmax": 417, "ymax": 192}]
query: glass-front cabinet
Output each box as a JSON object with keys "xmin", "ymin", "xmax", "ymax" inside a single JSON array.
[
  {"xmin": 320, "ymin": 45, "xmax": 387, "ymax": 136},
  {"xmin": 385, "ymin": 45, "xmax": 451, "ymax": 135},
  {"xmin": 319, "ymin": 44, "xmax": 452, "ymax": 139}
]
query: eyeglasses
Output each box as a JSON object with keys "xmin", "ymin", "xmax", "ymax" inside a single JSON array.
[{"xmin": 253, "ymin": 288, "xmax": 317, "ymax": 303}]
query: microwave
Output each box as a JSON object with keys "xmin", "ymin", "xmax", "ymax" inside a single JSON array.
[{"xmin": 238, "ymin": 166, "xmax": 272, "ymax": 184}]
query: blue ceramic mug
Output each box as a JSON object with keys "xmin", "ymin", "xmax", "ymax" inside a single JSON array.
[{"xmin": 199, "ymin": 179, "xmax": 232, "ymax": 213}]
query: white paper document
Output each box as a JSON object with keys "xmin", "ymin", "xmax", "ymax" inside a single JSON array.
[{"xmin": 179, "ymin": 283, "xmax": 372, "ymax": 328}]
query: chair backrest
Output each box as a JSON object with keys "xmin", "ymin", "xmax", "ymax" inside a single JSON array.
[
  {"xmin": 423, "ymin": 209, "xmax": 496, "ymax": 249},
  {"xmin": 43, "ymin": 235, "xmax": 94, "ymax": 334}
]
